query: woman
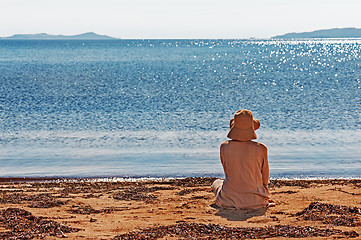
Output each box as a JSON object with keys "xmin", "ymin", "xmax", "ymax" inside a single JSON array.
[{"xmin": 212, "ymin": 109, "xmax": 271, "ymax": 209}]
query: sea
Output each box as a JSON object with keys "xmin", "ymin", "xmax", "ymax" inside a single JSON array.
[{"xmin": 0, "ymin": 39, "xmax": 360, "ymax": 179}]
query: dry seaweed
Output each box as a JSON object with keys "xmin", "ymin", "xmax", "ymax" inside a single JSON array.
[
  {"xmin": 269, "ymin": 179, "xmax": 361, "ymax": 188},
  {"xmin": 332, "ymin": 188, "xmax": 361, "ymax": 195},
  {"xmin": 0, "ymin": 192, "xmax": 67, "ymax": 208},
  {"xmin": 295, "ymin": 202, "xmax": 361, "ymax": 227},
  {"xmin": 272, "ymin": 190, "xmax": 298, "ymax": 195},
  {"xmin": 177, "ymin": 188, "xmax": 201, "ymax": 196},
  {"xmin": 171, "ymin": 178, "xmax": 361, "ymax": 189},
  {"xmin": 169, "ymin": 177, "xmax": 217, "ymax": 187},
  {"xmin": 61, "ymin": 182, "xmax": 107, "ymax": 194},
  {"xmin": 67, "ymin": 204, "xmax": 128, "ymax": 215},
  {"xmin": 81, "ymin": 193, "xmax": 104, "ymax": 199},
  {"xmin": 113, "ymin": 223, "xmax": 359, "ymax": 239},
  {"xmin": 112, "ymin": 186, "xmax": 175, "ymax": 202},
  {"xmin": 0, "ymin": 208, "xmax": 79, "ymax": 239},
  {"xmin": 269, "ymin": 180, "xmax": 312, "ymax": 188},
  {"xmin": 113, "ymin": 187, "xmax": 157, "ymax": 202}
]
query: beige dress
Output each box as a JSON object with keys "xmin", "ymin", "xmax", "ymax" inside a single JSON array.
[{"xmin": 212, "ymin": 140, "xmax": 270, "ymax": 209}]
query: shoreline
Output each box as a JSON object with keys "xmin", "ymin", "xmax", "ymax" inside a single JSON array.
[
  {"xmin": 1, "ymin": 177, "xmax": 361, "ymax": 239},
  {"xmin": 1, "ymin": 176, "xmax": 361, "ymax": 182}
]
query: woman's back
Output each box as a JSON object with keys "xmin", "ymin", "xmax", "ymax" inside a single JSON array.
[{"xmin": 220, "ymin": 140, "xmax": 268, "ymax": 194}]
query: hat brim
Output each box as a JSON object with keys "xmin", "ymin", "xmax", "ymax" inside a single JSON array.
[{"xmin": 227, "ymin": 126, "xmax": 257, "ymax": 141}]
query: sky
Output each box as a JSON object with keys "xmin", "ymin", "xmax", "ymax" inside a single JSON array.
[{"xmin": 1, "ymin": 0, "xmax": 361, "ymax": 39}]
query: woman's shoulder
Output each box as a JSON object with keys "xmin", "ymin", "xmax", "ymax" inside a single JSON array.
[
  {"xmin": 254, "ymin": 141, "xmax": 267, "ymax": 149},
  {"xmin": 220, "ymin": 140, "xmax": 267, "ymax": 149},
  {"xmin": 221, "ymin": 140, "xmax": 231, "ymax": 145}
]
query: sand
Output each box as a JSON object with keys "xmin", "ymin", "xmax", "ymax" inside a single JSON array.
[{"xmin": 0, "ymin": 177, "xmax": 361, "ymax": 239}]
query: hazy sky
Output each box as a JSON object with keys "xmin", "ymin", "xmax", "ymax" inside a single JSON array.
[{"xmin": 1, "ymin": 0, "xmax": 361, "ymax": 39}]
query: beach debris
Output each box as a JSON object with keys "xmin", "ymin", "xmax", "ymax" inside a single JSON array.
[
  {"xmin": 147, "ymin": 186, "xmax": 176, "ymax": 191},
  {"xmin": 169, "ymin": 177, "xmax": 217, "ymax": 187},
  {"xmin": 113, "ymin": 189, "xmax": 157, "ymax": 202},
  {"xmin": 67, "ymin": 204, "xmax": 128, "ymax": 215},
  {"xmin": 112, "ymin": 186, "xmax": 174, "ymax": 202},
  {"xmin": 269, "ymin": 179, "xmax": 361, "ymax": 188},
  {"xmin": 270, "ymin": 210, "xmax": 290, "ymax": 215},
  {"xmin": 58, "ymin": 193, "xmax": 76, "ymax": 198},
  {"xmin": 331, "ymin": 188, "xmax": 361, "ymax": 195},
  {"xmin": 295, "ymin": 202, "xmax": 361, "ymax": 227},
  {"xmin": 0, "ymin": 192, "xmax": 67, "ymax": 208},
  {"xmin": 269, "ymin": 180, "xmax": 312, "ymax": 188},
  {"xmin": 113, "ymin": 223, "xmax": 359, "ymax": 239},
  {"xmin": 0, "ymin": 208, "xmax": 79, "ymax": 239},
  {"xmin": 58, "ymin": 181, "xmax": 173, "ymax": 194},
  {"xmin": 190, "ymin": 195, "xmax": 208, "ymax": 200},
  {"xmin": 82, "ymin": 193, "xmax": 104, "ymax": 199},
  {"xmin": 272, "ymin": 190, "xmax": 298, "ymax": 194},
  {"xmin": 177, "ymin": 202, "xmax": 191, "ymax": 209},
  {"xmin": 61, "ymin": 182, "xmax": 109, "ymax": 194},
  {"xmin": 177, "ymin": 188, "xmax": 204, "ymax": 196}
]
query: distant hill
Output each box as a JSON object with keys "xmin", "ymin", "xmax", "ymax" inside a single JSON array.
[
  {"xmin": 272, "ymin": 28, "xmax": 361, "ymax": 39},
  {"xmin": 2, "ymin": 32, "xmax": 118, "ymax": 40}
]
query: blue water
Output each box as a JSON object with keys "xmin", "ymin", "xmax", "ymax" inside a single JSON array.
[{"xmin": 0, "ymin": 39, "xmax": 360, "ymax": 178}]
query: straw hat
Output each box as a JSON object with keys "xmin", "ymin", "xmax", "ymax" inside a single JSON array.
[{"xmin": 227, "ymin": 109, "xmax": 260, "ymax": 141}]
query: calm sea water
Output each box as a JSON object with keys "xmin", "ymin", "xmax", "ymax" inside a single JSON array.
[{"xmin": 0, "ymin": 39, "xmax": 360, "ymax": 178}]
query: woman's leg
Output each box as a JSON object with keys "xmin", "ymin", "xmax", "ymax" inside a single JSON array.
[{"xmin": 211, "ymin": 179, "xmax": 224, "ymax": 195}]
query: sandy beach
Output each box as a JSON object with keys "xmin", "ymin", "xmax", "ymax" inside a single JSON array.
[{"xmin": 0, "ymin": 177, "xmax": 360, "ymax": 239}]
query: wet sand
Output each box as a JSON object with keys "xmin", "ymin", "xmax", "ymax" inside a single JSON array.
[{"xmin": 0, "ymin": 177, "xmax": 361, "ymax": 239}]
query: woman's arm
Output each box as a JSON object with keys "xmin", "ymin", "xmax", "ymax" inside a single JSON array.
[{"xmin": 261, "ymin": 146, "xmax": 269, "ymax": 186}]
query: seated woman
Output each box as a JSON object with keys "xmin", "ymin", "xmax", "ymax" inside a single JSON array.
[{"xmin": 212, "ymin": 109, "xmax": 271, "ymax": 209}]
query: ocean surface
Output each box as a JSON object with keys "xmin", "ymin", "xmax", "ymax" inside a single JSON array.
[{"xmin": 0, "ymin": 39, "xmax": 360, "ymax": 179}]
